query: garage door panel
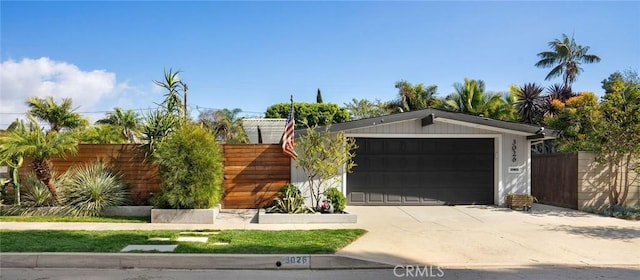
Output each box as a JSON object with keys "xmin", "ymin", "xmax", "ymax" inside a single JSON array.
[{"xmin": 348, "ymin": 138, "xmax": 494, "ymax": 205}]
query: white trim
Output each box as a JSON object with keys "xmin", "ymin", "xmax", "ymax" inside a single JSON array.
[
  {"xmin": 526, "ymin": 140, "xmax": 533, "ymax": 195},
  {"xmin": 346, "ymin": 133, "xmax": 500, "ymax": 138},
  {"xmin": 436, "ymin": 118, "xmax": 533, "ymax": 136},
  {"xmin": 345, "ymin": 133, "xmax": 503, "ymax": 206}
]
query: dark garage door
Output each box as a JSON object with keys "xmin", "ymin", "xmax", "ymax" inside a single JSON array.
[{"xmin": 348, "ymin": 138, "xmax": 494, "ymax": 205}]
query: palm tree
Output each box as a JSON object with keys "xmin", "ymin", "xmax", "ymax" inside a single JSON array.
[
  {"xmin": 535, "ymin": 34, "xmax": 601, "ymax": 88},
  {"xmin": 387, "ymin": 80, "xmax": 438, "ymax": 112},
  {"xmin": 198, "ymin": 108, "xmax": 248, "ymax": 144},
  {"xmin": 442, "ymin": 79, "xmax": 512, "ymax": 120},
  {"xmin": 26, "ymin": 96, "xmax": 88, "ymax": 132},
  {"xmin": 153, "ymin": 68, "xmax": 184, "ymax": 117},
  {"xmin": 96, "ymin": 108, "xmax": 141, "ymax": 143},
  {"xmin": 515, "ymin": 83, "xmax": 545, "ymax": 124},
  {"xmin": 0, "ymin": 117, "xmax": 79, "ymax": 204}
]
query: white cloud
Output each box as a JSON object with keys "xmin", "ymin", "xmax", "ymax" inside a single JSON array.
[{"xmin": 0, "ymin": 57, "xmax": 126, "ymax": 127}]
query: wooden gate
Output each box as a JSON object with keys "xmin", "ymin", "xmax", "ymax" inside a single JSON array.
[
  {"xmin": 223, "ymin": 144, "xmax": 290, "ymax": 209},
  {"xmin": 531, "ymin": 153, "xmax": 579, "ymax": 209}
]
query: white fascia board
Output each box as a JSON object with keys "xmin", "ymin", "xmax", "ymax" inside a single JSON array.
[
  {"xmin": 346, "ymin": 133, "xmax": 501, "ymax": 138},
  {"xmin": 436, "ymin": 117, "xmax": 533, "ymax": 136}
]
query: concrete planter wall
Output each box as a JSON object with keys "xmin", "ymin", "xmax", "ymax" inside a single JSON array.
[
  {"xmin": 258, "ymin": 209, "xmax": 357, "ymax": 224},
  {"xmin": 151, "ymin": 206, "xmax": 220, "ymax": 224},
  {"xmin": 102, "ymin": 206, "xmax": 152, "ymax": 217}
]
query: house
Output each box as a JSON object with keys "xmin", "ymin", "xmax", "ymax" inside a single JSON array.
[
  {"xmin": 290, "ymin": 108, "xmax": 558, "ymax": 206},
  {"xmin": 242, "ymin": 118, "xmax": 286, "ymax": 144}
]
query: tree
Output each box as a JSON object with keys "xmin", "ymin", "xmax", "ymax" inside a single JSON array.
[
  {"xmin": 26, "ymin": 96, "xmax": 88, "ymax": 132},
  {"xmin": 296, "ymin": 126, "xmax": 357, "ymax": 210},
  {"xmin": 515, "ymin": 83, "xmax": 546, "ymax": 124},
  {"xmin": 316, "ymin": 88, "xmax": 323, "ymax": 103},
  {"xmin": 152, "ymin": 123, "xmax": 224, "ymax": 209},
  {"xmin": 0, "ymin": 117, "xmax": 79, "ymax": 204},
  {"xmin": 598, "ymin": 71, "xmax": 640, "ymax": 207},
  {"xmin": 79, "ymin": 124, "xmax": 128, "ymax": 144},
  {"xmin": 265, "ymin": 102, "xmax": 349, "ymax": 129},
  {"xmin": 153, "ymin": 68, "xmax": 185, "ymax": 118},
  {"xmin": 545, "ymin": 92, "xmax": 602, "ymax": 152},
  {"xmin": 441, "ymin": 78, "xmax": 513, "ymax": 120},
  {"xmin": 535, "ymin": 34, "xmax": 601, "ymax": 88},
  {"xmin": 387, "ymin": 80, "xmax": 438, "ymax": 112},
  {"xmin": 343, "ymin": 98, "xmax": 388, "ymax": 120},
  {"xmin": 198, "ymin": 108, "xmax": 249, "ymax": 144},
  {"xmin": 96, "ymin": 108, "xmax": 141, "ymax": 143}
]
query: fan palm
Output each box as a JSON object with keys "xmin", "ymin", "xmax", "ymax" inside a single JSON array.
[
  {"xmin": 387, "ymin": 80, "xmax": 438, "ymax": 112},
  {"xmin": 26, "ymin": 96, "xmax": 88, "ymax": 132},
  {"xmin": 0, "ymin": 117, "xmax": 78, "ymax": 204},
  {"xmin": 535, "ymin": 34, "xmax": 601, "ymax": 87},
  {"xmin": 96, "ymin": 108, "xmax": 141, "ymax": 143}
]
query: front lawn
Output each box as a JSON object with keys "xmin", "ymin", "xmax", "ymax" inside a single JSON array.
[
  {"xmin": 0, "ymin": 215, "xmax": 149, "ymax": 223},
  {"xmin": 0, "ymin": 229, "xmax": 367, "ymax": 254}
]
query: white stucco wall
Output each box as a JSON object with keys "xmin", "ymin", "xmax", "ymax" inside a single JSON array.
[{"xmin": 290, "ymin": 118, "xmax": 533, "ymax": 206}]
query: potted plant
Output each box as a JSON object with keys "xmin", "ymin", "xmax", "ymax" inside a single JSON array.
[{"xmin": 506, "ymin": 193, "xmax": 537, "ymax": 211}]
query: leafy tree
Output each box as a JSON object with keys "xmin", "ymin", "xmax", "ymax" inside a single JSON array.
[
  {"xmin": 343, "ymin": 98, "xmax": 389, "ymax": 120},
  {"xmin": 96, "ymin": 108, "xmax": 141, "ymax": 143},
  {"xmin": 265, "ymin": 102, "xmax": 349, "ymax": 129},
  {"xmin": 535, "ymin": 34, "xmax": 601, "ymax": 88},
  {"xmin": 26, "ymin": 96, "xmax": 88, "ymax": 132},
  {"xmin": 597, "ymin": 71, "xmax": 640, "ymax": 207},
  {"xmin": 296, "ymin": 126, "xmax": 357, "ymax": 210},
  {"xmin": 198, "ymin": 108, "xmax": 249, "ymax": 144},
  {"xmin": 545, "ymin": 92, "xmax": 602, "ymax": 152},
  {"xmin": 152, "ymin": 123, "xmax": 224, "ymax": 209},
  {"xmin": 387, "ymin": 80, "xmax": 438, "ymax": 112},
  {"xmin": 316, "ymin": 88, "xmax": 323, "ymax": 103},
  {"xmin": 0, "ymin": 117, "xmax": 79, "ymax": 204},
  {"xmin": 153, "ymin": 68, "xmax": 185, "ymax": 118},
  {"xmin": 515, "ymin": 83, "xmax": 546, "ymax": 124}
]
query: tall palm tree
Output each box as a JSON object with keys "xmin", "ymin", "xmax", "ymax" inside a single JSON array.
[
  {"xmin": 387, "ymin": 80, "xmax": 438, "ymax": 112},
  {"xmin": 153, "ymin": 68, "xmax": 184, "ymax": 117},
  {"xmin": 198, "ymin": 108, "xmax": 248, "ymax": 144},
  {"xmin": 96, "ymin": 108, "xmax": 141, "ymax": 143},
  {"xmin": 515, "ymin": 83, "xmax": 545, "ymax": 124},
  {"xmin": 0, "ymin": 117, "xmax": 78, "ymax": 204},
  {"xmin": 26, "ymin": 96, "xmax": 88, "ymax": 132},
  {"xmin": 535, "ymin": 34, "xmax": 601, "ymax": 88}
]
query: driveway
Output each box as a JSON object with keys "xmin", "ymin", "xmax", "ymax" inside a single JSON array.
[{"xmin": 338, "ymin": 204, "xmax": 640, "ymax": 268}]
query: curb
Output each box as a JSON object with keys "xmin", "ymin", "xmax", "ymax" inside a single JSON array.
[{"xmin": 0, "ymin": 253, "xmax": 394, "ymax": 270}]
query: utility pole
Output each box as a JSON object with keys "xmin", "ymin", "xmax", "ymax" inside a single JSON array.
[{"xmin": 181, "ymin": 81, "xmax": 188, "ymax": 119}]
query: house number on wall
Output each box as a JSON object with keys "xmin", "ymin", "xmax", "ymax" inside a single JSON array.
[{"xmin": 512, "ymin": 139, "xmax": 517, "ymax": 162}]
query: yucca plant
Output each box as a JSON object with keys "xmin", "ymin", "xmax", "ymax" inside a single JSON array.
[
  {"xmin": 59, "ymin": 161, "xmax": 129, "ymax": 216},
  {"xmin": 267, "ymin": 184, "xmax": 312, "ymax": 214},
  {"xmin": 21, "ymin": 172, "xmax": 56, "ymax": 207}
]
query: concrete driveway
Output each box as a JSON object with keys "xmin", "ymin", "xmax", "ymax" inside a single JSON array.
[{"xmin": 338, "ymin": 204, "xmax": 640, "ymax": 268}]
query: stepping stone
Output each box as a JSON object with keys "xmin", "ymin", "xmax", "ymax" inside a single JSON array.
[
  {"xmin": 121, "ymin": 245, "xmax": 177, "ymax": 252},
  {"xmin": 212, "ymin": 242, "xmax": 229, "ymax": 246},
  {"xmin": 176, "ymin": 236, "xmax": 209, "ymax": 243},
  {"xmin": 179, "ymin": 231, "xmax": 220, "ymax": 235},
  {"xmin": 148, "ymin": 237, "xmax": 171, "ymax": 241}
]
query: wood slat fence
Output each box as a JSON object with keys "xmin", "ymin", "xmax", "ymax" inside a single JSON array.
[
  {"xmin": 531, "ymin": 153, "xmax": 579, "ymax": 209},
  {"xmin": 223, "ymin": 144, "xmax": 290, "ymax": 209}
]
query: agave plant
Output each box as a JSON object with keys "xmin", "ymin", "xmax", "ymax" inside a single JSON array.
[
  {"xmin": 59, "ymin": 161, "xmax": 129, "ymax": 216},
  {"xmin": 266, "ymin": 184, "xmax": 312, "ymax": 214}
]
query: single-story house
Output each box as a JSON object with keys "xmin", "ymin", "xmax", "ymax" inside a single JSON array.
[{"xmin": 290, "ymin": 108, "xmax": 559, "ymax": 206}]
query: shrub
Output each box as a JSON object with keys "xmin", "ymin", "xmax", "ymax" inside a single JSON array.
[
  {"xmin": 591, "ymin": 205, "xmax": 640, "ymax": 220},
  {"xmin": 58, "ymin": 161, "xmax": 130, "ymax": 216},
  {"xmin": 21, "ymin": 172, "xmax": 55, "ymax": 207},
  {"xmin": 323, "ymin": 187, "xmax": 347, "ymax": 213},
  {"xmin": 267, "ymin": 184, "xmax": 311, "ymax": 214},
  {"xmin": 153, "ymin": 123, "xmax": 223, "ymax": 209}
]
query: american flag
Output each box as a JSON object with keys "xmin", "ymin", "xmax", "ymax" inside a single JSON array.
[{"xmin": 281, "ymin": 96, "xmax": 298, "ymax": 159}]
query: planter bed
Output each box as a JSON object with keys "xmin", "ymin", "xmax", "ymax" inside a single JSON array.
[
  {"xmin": 151, "ymin": 206, "xmax": 220, "ymax": 224},
  {"xmin": 257, "ymin": 209, "xmax": 357, "ymax": 224}
]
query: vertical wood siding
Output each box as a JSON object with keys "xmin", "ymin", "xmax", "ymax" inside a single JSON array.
[{"xmin": 531, "ymin": 153, "xmax": 579, "ymax": 209}]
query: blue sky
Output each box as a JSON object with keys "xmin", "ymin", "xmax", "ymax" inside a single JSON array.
[{"xmin": 1, "ymin": 1, "xmax": 639, "ymax": 126}]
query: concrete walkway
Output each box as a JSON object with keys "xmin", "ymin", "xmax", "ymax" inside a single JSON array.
[{"xmin": 2, "ymin": 204, "xmax": 639, "ymax": 270}]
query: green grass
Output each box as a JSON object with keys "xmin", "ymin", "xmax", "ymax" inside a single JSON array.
[
  {"xmin": 0, "ymin": 215, "xmax": 149, "ymax": 223},
  {"xmin": 0, "ymin": 229, "xmax": 367, "ymax": 254}
]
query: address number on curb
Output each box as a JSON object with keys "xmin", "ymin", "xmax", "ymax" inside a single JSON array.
[{"xmin": 281, "ymin": 255, "xmax": 310, "ymax": 266}]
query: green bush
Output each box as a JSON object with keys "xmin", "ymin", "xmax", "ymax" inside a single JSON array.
[
  {"xmin": 153, "ymin": 123, "xmax": 223, "ymax": 209},
  {"xmin": 58, "ymin": 161, "xmax": 130, "ymax": 216},
  {"xmin": 265, "ymin": 102, "xmax": 350, "ymax": 129},
  {"xmin": 21, "ymin": 172, "xmax": 55, "ymax": 207},
  {"xmin": 267, "ymin": 184, "xmax": 311, "ymax": 214},
  {"xmin": 323, "ymin": 187, "xmax": 347, "ymax": 213},
  {"xmin": 592, "ymin": 205, "xmax": 640, "ymax": 220}
]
